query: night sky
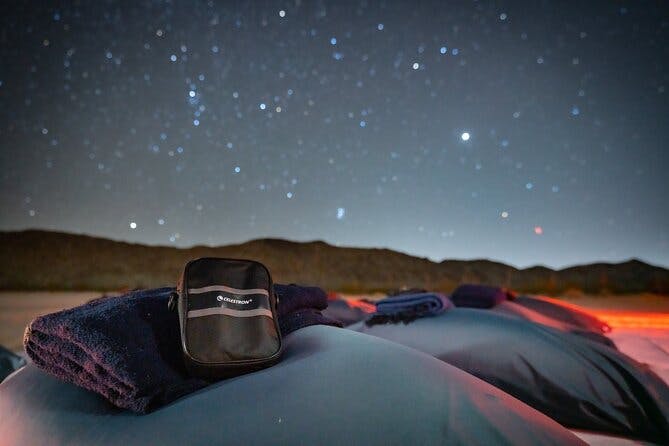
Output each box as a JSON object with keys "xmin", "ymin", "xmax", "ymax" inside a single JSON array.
[{"xmin": 1, "ymin": 1, "xmax": 668, "ymax": 268}]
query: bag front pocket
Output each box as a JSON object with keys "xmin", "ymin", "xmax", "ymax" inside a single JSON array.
[{"xmin": 185, "ymin": 285, "xmax": 280, "ymax": 363}]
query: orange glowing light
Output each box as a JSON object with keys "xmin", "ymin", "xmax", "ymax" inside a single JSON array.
[
  {"xmin": 586, "ymin": 310, "xmax": 669, "ymax": 329},
  {"xmin": 534, "ymin": 295, "xmax": 669, "ymax": 329},
  {"xmin": 346, "ymin": 299, "xmax": 377, "ymax": 313},
  {"xmin": 534, "ymin": 226, "xmax": 543, "ymax": 235}
]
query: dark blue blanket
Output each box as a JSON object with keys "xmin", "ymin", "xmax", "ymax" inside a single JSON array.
[
  {"xmin": 275, "ymin": 283, "xmax": 343, "ymax": 334},
  {"xmin": 274, "ymin": 283, "xmax": 329, "ymax": 315},
  {"xmin": 367, "ymin": 292, "xmax": 452, "ymax": 325},
  {"xmin": 376, "ymin": 292, "xmax": 451, "ymax": 315},
  {"xmin": 449, "ymin": 284, "xmax": 514, "ymax": 309},
  {"xmin": 24, "ymin": 285, "xmax": 341, "ymax": 413}
]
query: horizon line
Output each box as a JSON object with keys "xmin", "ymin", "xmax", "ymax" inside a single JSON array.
[{"xmin": 2, "ymin": 227, "xmax": 667, "ymax": 272}]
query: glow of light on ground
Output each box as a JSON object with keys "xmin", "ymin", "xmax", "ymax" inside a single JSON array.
[{"xmin": 588, "ymin": 310, "xmax": 669, "ymax": 329}]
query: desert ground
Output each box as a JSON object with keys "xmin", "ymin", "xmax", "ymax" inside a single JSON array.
[
  {"xmin": 0, "ymin": 291, "xmax": 105, "ymax": 351},
  {"xmin": 2, "ymin": 292, "xmax": 668, "ymax": 374}
]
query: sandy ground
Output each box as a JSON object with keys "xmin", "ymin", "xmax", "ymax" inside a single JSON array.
[
  {"xmin": 2, "ymin": 291, "xmax": 667, "ymax": 350},
  {"xmin": 0, "ymin": 291, "xmax": 105, "ymax": 351},
  {"xmin": 559, "ymin": 294, "xmax": 669, "ymax": 312},
  {"xmin": 3, "ymin": 290, "xmax": 667, "ymax": 352}
]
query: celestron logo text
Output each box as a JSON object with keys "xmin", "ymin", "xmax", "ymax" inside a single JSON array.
[{"xmin": 217, "ymin": 295, "xmax": 252, "ymax": 305}]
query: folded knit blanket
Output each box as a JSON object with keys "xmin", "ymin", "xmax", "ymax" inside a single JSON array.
[
  {"xmin": 366, "ymin": 292, "xmax": 452, "ymax": 326},
  {"xmin": 275, "ymin": 283, "xmax": 343, "ymax": 333},
  {"xmin": 24, "ymin": 285, "xmax": 341, "ymax": 413},
  {"xmin": 275, "ymin": 283, "xmax": 329, "ymax": 315},
  {"xmin": 449, "ymin": 284, "xmax": 515, "ymax": 309}
]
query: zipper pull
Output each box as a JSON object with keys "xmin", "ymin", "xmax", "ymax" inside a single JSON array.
[{"xmin": 168, "ymin": 291, "xmax": 178, "ymax": 311}]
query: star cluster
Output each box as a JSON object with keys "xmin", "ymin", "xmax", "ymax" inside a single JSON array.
[{"xmin": 1, "ymin": 1, "xmax": 668, "ymax": 268}]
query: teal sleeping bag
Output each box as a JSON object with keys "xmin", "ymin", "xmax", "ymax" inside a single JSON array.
[
  {"xmin": 350, "ymin": 309, "xmax": 669, "ymax": 444},
  {"xmin": 0, "ymin": 325, "xmax": 583, "ymax": 445}
]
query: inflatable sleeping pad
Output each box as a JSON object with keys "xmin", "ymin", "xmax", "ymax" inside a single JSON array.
[
  {"xmin": 0, "ymin": 325, "xmax": 584, "ymax": 445},
  {"xmin": 512, "ymin": 295, "xmax": 611, "ymax": 333},
  {"xmin": 350, "ymin": 309, "xmax": 669, "ymax": 444},
  {"xmin": 491, "ymin": 300, "xmax": 616, "ymax": 347}
]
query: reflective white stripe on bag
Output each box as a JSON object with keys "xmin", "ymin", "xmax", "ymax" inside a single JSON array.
[
  {"xmin": 187, "ymin": 307, "xmax": 274, "ymax": 319},
  {"xmin": 187, "ymin": 285, "xmax": 269, "ymax": 296}
]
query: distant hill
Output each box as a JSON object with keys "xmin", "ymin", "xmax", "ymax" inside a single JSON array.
[{"xmin": 1, "ymin": 230, "xmax": 668, "ymax": 295}]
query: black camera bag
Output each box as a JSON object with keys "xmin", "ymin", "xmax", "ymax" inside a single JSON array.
[{"xmin": 169, "ymin": 257, "xmax": 282, "ymax": 379}]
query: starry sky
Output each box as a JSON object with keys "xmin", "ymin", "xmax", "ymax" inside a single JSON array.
[{"xmin": 1, "ymin": 1, "xmax": 668, "ymax": 269}]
